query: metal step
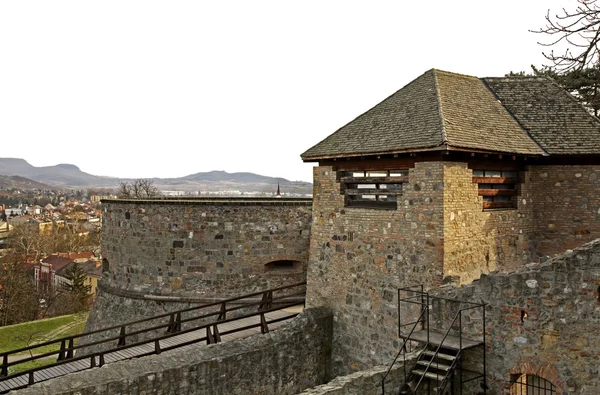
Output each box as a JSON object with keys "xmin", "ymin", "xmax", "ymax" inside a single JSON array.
[
  {"xmin": 421, "ymin": 350, "xmax": 457, "ymax": 361},
  {"xmin": 412, "ymin": 369, "xmax": 446, "ymax": 381},
  {"xmin": 416, "ymin": 360, "xmax": 451, "ymax": 371}
]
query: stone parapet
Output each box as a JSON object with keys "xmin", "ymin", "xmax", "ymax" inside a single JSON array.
[{"xmin": 13, "ymin": 307, "xmax": 333, "ymax": 395}]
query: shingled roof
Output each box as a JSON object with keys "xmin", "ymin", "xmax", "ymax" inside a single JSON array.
[
  {"xmin": 484, "ymin": 76, "xmax": 600, "ymax": 155},
  {"xmin": 301, "ymin": 69, "xmax": 600, "ymax": 160}
]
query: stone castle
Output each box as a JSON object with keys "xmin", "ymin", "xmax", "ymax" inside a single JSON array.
[{"xmin": 15, "ymin": 69, "xmax": 600, "ymax": 394}]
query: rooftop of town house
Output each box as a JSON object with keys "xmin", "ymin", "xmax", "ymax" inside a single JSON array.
[
  {"xmin": 40, "ymin": 254, "xmax": 74, "ymax": 271},
  {"xmin": 301, "ymin": 69, "xmax": 600, "ymax": 161}
]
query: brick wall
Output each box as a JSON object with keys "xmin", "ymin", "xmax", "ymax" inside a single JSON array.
[
  {"xmin": 443, "ymin": 161, "xmax": 535, "ymax": 283},
  {"xmin": 528, "ymin": 165, "xmax": 600, "ymax": 257}
]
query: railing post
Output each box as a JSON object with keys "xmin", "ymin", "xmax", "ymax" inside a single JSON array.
[
  {"xmin": 206, "ymin": 327, "xmax": 214, "ymax": 344},
  {"xmin": 118, "ymin": 326, "xmax": 126, "ymax": 347},
  {"xmin": 90, "ymin": 355, "xmax": 96, "ymax": 368},
  {"xmin": 154, "ymin": 340, "xmax": 161, "ymax": 354},
  {"xmin": 167, "ymin": 313, "xmax": 175, "ymax": 333},
  {"xmin": 260, "ymin": 313, "xmax": 269, "ymax": 334},
  {"xmin": 174, "ymin": 313, "xmax": 181, "ymax": 332},
  {"xmin": 218, "ymin": 302, "xmax": 226, "ymax": 321},
  {"xmin": 28, "ymin": 371, "xmax": 34, "ymax": 385},
  {"xmin": 67, "ymin": 338, "xmax": 74, "ymax": 359},
  {"xmin": 1, "ymin": 353, "xmax": 7, "ymax": 377},
  {"xmin": 212, "ymin": 324, "xmax": 221, "ymax": 343},
  {"xmin": 57, "ymin": 339, "xmax": 66, "ymax": 361},
  {"xmin": 259, "ymin": 290, "xmax": 273, "ymax": 311},
  {"xmin": 99, "ymin": 354, "xmax": 105, "ymax": 367}
]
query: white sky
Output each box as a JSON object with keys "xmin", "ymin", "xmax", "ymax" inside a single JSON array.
[{"xmin": 0, "ymin": 0, "xmax": 569, "ymax": 182}]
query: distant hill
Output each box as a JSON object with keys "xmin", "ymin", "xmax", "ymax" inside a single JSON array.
[
  {"xmin": 0, "ymin": 158, "xmax": 312, "ymax": 195},
  {"xmin": 0, "ymin": 158, "xmax": 115, "ymax": 187},
  {"xmin": 0, "ymin": 175, "xmax": 53, "ymax": 190}
]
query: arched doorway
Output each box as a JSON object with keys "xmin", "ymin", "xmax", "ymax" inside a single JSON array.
[{"xmin": 510, "ymin": 374, "xmax": 557, "ymax": 395}]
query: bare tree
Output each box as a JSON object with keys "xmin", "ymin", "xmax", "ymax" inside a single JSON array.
[
  {"xmin": 533, "ymin": 0, "xmax": 600, "ymax": 71},
  {"xmin": 7, "ymin": 223, "xmax": 47, "ymax": 263},
  {"xmin": 118, "ymin": 179, "xmax": 159, "ymax": 198},
  {"xmin": 0, "ymin": 256, "xmax": 38, "ymax": 326}
]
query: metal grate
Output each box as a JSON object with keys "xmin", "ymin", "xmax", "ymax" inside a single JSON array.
[{"xmin": 511, "ymin": 374, "xmax": 556, "ymax": 395}]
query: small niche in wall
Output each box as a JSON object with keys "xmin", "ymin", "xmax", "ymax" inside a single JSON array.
[
  {"xmin": 102, "ymin": 258, "xmax": 109, "ymax": 273},
  {"xmin": 125, "ymin": 212, "xmax": 131, "ymax": 219},
  {"xmin": 265, "ymin": 260, "xmax": 301, "ymax": 271}
]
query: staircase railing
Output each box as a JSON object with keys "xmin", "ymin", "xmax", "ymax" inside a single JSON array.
[
  {"xmin": 381, "ymin": 307, "xmax": 428, "ymax": 394},
  {"xmin": 412, "ymin": 309, "xmax": 462, "ymax": 392}
]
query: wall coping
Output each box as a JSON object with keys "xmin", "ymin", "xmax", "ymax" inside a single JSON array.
[{"xmin": 100, "ymin": 197, "xmax": 313, "ymax": 206}]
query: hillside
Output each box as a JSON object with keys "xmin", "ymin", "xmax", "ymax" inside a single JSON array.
[
  {"xmin": 0, "ymin": 158, "xmax": 312, "ymax": 195},
  {"xmin": 0, "ymin": 175, "xmax": 53, "ymax": 190}
]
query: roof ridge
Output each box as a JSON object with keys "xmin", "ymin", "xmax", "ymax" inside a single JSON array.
[{"xmin": 432, "ymin": 70, "xmax": 448, "ymax": 146}]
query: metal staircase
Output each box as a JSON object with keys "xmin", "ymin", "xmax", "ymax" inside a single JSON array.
[{"xmin": 382, "ymin": 285, "xmax": 487, "ymax": 395}]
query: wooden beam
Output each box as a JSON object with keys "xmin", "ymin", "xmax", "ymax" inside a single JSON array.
[
  {"xmin": 472, "ymin": 177, "xmax": 518, "ymax": 184},
  {"xmin": 341, "ymin": 176, "xmax": 408, "ymax": 184},
  {"xmin": 345, "ymin": 189, "xmax": 403, "ymax": 196},
  {"xmin": 483, "ymin": 202, "xmax": 514, "ymax": 209},
  {"xmin": 478, "ymin": 189, "xmax": 517, "ymax": 197}
]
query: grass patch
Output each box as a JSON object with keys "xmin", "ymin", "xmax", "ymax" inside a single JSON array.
[
  {"xmin": 0, "ymin": 313, "xmax": 89, "ymax": 354},
  {"xmin": 7, "ymin": 358, "xmax": 55, "ymax": 375}
]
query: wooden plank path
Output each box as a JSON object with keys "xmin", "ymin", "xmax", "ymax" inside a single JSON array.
[{"xmin": 0, "ymin": 306, "xmax": 302, "ymax": 393}]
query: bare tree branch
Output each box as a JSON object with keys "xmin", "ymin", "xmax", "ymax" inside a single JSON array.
[
  {"xmin": 533, "ymin": 0, "xmax": 600, "ymax": 71},
  {"xmin": 117, "ymin": 179, "xmax": 159, "ymax": 198}
]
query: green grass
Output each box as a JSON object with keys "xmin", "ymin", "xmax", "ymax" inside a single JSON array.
[
  {"xmin": 8, "ymin": 358, "xmax": 54, "ymax": 375},
  {"xmin": 0, "ymin": 313, "xmax": 89, "ymax": 354}
]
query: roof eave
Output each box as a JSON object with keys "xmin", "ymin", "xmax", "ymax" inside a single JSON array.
[{"xmin": 300, "ymin": 144, "xmax": 449, "ymax": 162}]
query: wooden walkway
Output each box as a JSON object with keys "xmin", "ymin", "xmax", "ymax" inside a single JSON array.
[{"xmin": 0, "ymin": 307, "xmax": 301, "ymax": 393}]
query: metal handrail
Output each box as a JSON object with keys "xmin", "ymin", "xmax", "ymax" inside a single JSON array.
[
  {"xmin": 412, "ymin": 303, "xmax": 483, "ymax": 393},
  {"xmin": 0, "ymin": 282, "xmax": 306, "ymax": 388},
  {"xmin": 381, "ymin": 306, "xmax": 428, "ymax": 394}
]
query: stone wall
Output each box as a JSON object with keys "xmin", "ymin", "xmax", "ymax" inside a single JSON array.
[
  {"xmin": 101, "ymin": 198, "xmax": 312, "ymax": 299},
  {"xmin": 306, "ymin": 160, "xmax": 600, "ymax": 379},
  {"xmin": 306, "ymin": 163, "xmax": 445, "ymax": 376},
  {"xmin": 13, "ymin": 307, "xmax": 333, "ymax": 395},
  {"xmin": 436, "ymin": 239, "xmax": 600, "ymax": 394},
  {"xmin": 298, "ymin": 357, "xmax": 414, "ymax": 395}
]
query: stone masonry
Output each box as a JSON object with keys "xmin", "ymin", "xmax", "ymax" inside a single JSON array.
[
  {"xmin": 436, "ymin": 239, "xmax": 600, "ymax": 394},
  {"xmin": 306, "ymin": 162, "xmax": 445, "ymax": 375},
  {"xmin": 101, "ymin": 198, "xmax": 312, "ymax": 299},
  {"xmin": 307, "ymin": 161, "xmax": 600, "ymax": 378}
]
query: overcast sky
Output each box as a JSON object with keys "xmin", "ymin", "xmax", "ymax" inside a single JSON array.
[{"xmin": 0, "ymin": 0, "xmax": 569, "ymax": 182}]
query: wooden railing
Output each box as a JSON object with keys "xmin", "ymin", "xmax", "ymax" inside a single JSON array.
[{"xmin": 0, "ymin": 282, "xmax": 306, "ymax": 392}]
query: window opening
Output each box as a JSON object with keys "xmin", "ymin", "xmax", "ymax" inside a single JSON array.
[
  {"xmin": 102, "ymin": 258, "xmax": 109, "ymax": 273},
  {"xmin": 340, "ymin": 169, "xmax": 408, "ymax": 209},
  {"xmin": 510, "ymin": 374, "xmax": 556, "ymax": 394},
  {"xmin": 473, "ymin": 169, "xmax": 519, "ymax": 210}
]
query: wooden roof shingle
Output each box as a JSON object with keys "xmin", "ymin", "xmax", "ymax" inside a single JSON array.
[{"xmin": 302, "ymin": 69, "xmax": 600, "ymax": 160}]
